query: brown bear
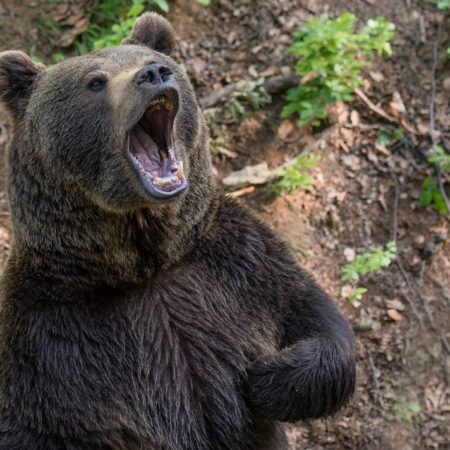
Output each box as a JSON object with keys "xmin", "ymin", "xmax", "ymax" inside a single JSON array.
[{"xmin": 0, "ymin": 13, "xmax": 355, "ymax": 450}]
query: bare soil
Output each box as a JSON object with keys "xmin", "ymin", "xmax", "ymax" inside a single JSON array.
[{"xmin": 0, "ymin": 0, "xmax": 449, "ymax": 448}]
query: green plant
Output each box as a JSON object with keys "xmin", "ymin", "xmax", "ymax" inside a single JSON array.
[
  {"xmin": 391, "ymin": 401, "xmax": 421, "ymax": 423},
  {"xmin": 93, "ymin": 0, "xmax": 146, "ymax": 50},
  {"xmin": 35, "ymin": 17, "xmax": 64, "ymax": 55},
  {"xmin": 346, "ymin": 287, "xmax": 367, "ymax": 303},
  {"xmin": 73, "ymin": 0, "xmax": 130, "ymax": 54},
  {"xmin": 342, "ymin": 241, "xmax": 397, "ymax": 282},
  {"xmin": 428, "ymin": 144, "xmax": 450, "ymax": 170},
  {"xmin": 152, "ymin": 0, "xmax": 210, "ymax": 10},
  {"xmin": 377, "ymin": 126, "xmax": 406, "ymax": 148},
  {"xmin": 73, "ymin": 0, "xmax": 211, "ymax": 54},
  {"xmin": 282, "ymin": 13, "xmax": 395, "ymax": 126},
  {"xmin": 150, "ymin": 0, "xmax": 170, "ymax": 12},
  {"xmin": 420, "ymin": 145, "xmax": 450, "ymax": 214},
  {"xmin": 341, "ymin": 241, "xmax": 396, "ymax": 303},
  {"xmin": 437, "ymin": 0, "xmax": 450, "ymax": 9},
  {"xmin": 205, "ymin": 78, "xmax": 271, "ymax": 137},
  {"xmin": 271, "ymin": 153, "xmax": 320, "ymax": 195},
  {"xmin": 435, "ymin": 0, "xmax": 450, "ymax": 54},
  {"xmin": 224, "ymin": 78, "xmax": 271, "ymax": 122}
]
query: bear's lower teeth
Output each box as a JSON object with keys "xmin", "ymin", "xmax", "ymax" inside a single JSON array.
[{"xmin": 152, "ymin": 176, "xmax": 180, "ymax": 187}]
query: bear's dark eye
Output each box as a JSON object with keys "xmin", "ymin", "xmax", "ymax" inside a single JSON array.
[{"xmin": 87, "ymin": 77, "xmax": 107, "ymax": 92}]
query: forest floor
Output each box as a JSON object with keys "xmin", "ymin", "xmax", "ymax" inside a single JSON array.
[{"xmin": 0, "ymin": 0, "xmax": 449, "ymax": 449}]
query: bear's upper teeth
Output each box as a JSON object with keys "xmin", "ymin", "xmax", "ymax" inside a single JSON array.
[
  {"xmin": 163, "ymin": 99, "xmax": 173, "ymax": 111},
  {"xmin": 148, "ymin": 96, "xmax": 173, "ymax": 111}
]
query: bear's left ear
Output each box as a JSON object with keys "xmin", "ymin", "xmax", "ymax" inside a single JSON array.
[
  {"xmin": 122, "ymin": 13, "xmax": 176, "ymax": 55},
  {"xmin": 0, "ymin": 51, "xmax": 45, "ymax": 117}
]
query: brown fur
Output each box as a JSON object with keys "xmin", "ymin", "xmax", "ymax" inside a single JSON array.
[{"xmin": 0, "ymin": 13, "xmax": 355, "ymax": 449}]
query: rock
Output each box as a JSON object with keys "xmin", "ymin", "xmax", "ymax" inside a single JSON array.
[{"xmin": 343, "ymin": 247, "xmax": 356, "ymax": 262}]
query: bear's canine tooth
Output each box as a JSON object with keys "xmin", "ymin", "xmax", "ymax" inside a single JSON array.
[{"xmin": 175, "ymin": 161, "xmax": 184, "ymax": 180}]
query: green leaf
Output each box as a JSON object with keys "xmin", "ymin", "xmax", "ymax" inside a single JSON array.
[
  {"xmin": 283, "ymin": 13, "xmax": 394, "ymax": 126},
  {"xmin": 151, "ymin": 0, "xmax": 170, "ymax": 12},
  {"xmin": 437, "ymin": 0, "xmax": 450, "ymax": 10},
  {"xmin": 127, "ymin": 2, "xmax": 145, "ymax": 18},
  {"xmin": 347, "ymin": 287, "xmax": 367, "ymax": 303}
]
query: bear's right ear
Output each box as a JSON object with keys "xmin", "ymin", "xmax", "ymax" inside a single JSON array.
[
  {"xmin": 122, "ymin": 13, "xmax": 176, "ymax": 55},
  {"xmin": 0, "ymin": 51, "xmax": 45, "ymax": 116}
]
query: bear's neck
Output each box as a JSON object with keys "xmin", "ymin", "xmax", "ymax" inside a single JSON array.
[{"xmin": 7, "ymin": 146, "xmax": 218, "ymax": 298}]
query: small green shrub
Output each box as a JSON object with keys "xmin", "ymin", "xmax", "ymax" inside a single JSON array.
[
  {"xmin": 437, "ymin": 0, "xmax": 450, "ymax": 9},
  {"xmin": 73, "ymin": 0, "xmax": 211, "ymax": 55},
  {"xmin": 391, "ymin": 401, "xmax": 421, "ymax": 424},
  {"xmin": 428, "ymin": 144, "xmax": 450, "ymax": 171},
  {"xmin": 346, "ymin": 287, "xmax": 368, "ymax": 303},
  {"xmin": 35, "ymin": 17, "xmax": 63, "ymax": 55},
  {"xmin": 271, "ymin": 153, "xmax": 320, "ymax": 195},
  {"xmin": 435, "ymin": 0, "xmax": 450, "ymax": 54},
  {"xmin": 282, "ymin": 13, "xmax": 395, "ymax": 126},
  {"xmin": 92, "ymin": 0, "xmax": 146, "ymax": 50},
  {"xmin": 341, "ymin": 241, "xmax": 396, "ymax": 303},
  {"xmin": 342, "ymin": 241, "xmax": 397, "ymax": 282},
  {"xmin": 420, "ymin": 146, "xmax": 450, "ymax": 214},
  {"xmin": 377, "ymin": 126, "xmax": 406, "ymax": 148},
  {"xmin": 224, "ymin": 79, "xmax": 271, "ymax": 122}
]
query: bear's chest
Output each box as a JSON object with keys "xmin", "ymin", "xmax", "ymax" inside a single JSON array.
[{"xmin": 83, "ymin": 278, "xmax": 255, "ymax": 449}]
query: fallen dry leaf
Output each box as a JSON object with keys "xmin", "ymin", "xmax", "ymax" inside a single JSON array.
[
  {"xmin": 350, "ymin": 110, "xmax": 360, "ymax": 126},
  {"xmin": 389, "ymin": 91, "xmax": 407, "ymax": 118},
  {"xmin": 385, "ymin": 299, "xmax": 405, "ymax": 311},
  {"xmin": 387, "ymin": 309, "xmax": 403, "ymax": 321},
  {"xmin": 369, "ymin": 71, "xmax": 385, "ymax": 83},
  {"xmin": 277, "ymin": 120, "xmax": 294, "ymax": 140}
]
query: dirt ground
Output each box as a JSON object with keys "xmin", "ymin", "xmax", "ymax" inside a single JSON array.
[{"xmin": 0, "ymin": 0, "xmax": 449, "ymax": 449}]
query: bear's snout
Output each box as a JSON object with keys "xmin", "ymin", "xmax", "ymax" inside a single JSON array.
[{"xmin": 134, "ymin": 63, "xmax": 173, "ymax": 86}]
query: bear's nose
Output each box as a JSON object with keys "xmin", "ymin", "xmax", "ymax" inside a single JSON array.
[{"xmin": 134, "ymin": 63, "xmax": 173, "ymax": 86}]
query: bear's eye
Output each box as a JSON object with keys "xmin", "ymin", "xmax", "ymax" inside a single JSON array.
[{"xmin": 87, "ymin": 77, "xmax": 107, "ymax": 92}]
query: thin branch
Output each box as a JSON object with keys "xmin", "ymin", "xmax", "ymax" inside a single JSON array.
[{"xmin": 354, "ymin": 88, "xmax": 397, "ymax": 123}]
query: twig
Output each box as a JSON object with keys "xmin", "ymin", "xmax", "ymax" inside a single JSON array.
[
  {"xmin": 419, "ymin": 15, "xmax": 426, "ymax": 44},
  {"xmin": 367, "ymin": 348, "xmax": 384, "ymax": 408},
  {"xmin": 429, "ymin": 20, "xmax": 450, "ymax": 219},
  {"xmin": 391, "ymin": 176, "xmax": 399, "ymax": 244},
  {"xmin": 354, "ymin": 88, "xmax": 397, "ymax": 123}
]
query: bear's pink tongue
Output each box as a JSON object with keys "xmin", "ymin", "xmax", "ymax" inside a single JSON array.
[
  {"xmin": 130, "ymin": 125, "xmax": 162, "ymax": 176},
  {"xmin": 127, "ymin": 92, "xmax": 187, "ymax": 197},
  {"xmin": 128, "ymin": 123, "xmax": 185, "ymax": 194}
]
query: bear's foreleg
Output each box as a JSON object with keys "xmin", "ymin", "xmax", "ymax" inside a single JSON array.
[{"xmin": 244, "ymin": 276, "xmax": 355, "ymax": 422}]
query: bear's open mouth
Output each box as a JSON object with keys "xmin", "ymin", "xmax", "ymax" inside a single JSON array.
[{"xmin": 127, "ymin": 88, "xmax": 187, "ymax": 199}]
